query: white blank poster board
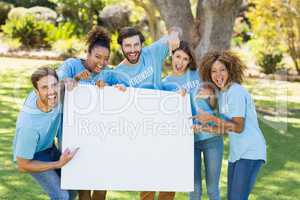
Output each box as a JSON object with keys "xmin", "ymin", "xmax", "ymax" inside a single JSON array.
[{"xmin": 61, "ymin": 85, "xmax": 194, "ymax": 192}]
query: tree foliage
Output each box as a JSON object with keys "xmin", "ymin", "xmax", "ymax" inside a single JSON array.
[
  {"xmin": 49, "ymin": 0, "xmax": 105, "ymax": 33},
  {"xmin": 248, "ymin": 0, "xmax": 300, "ymax": 74}
]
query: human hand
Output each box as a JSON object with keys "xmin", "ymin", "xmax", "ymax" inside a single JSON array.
[
  {"xmin": 96, "ymin": 80, "xmax": 107, "ymax": 88},
  {"xmin": 113, "ymin": 84, "xmax": 126, "ymax": 92},
  {"xmin": 64, "ymin": 78, "xmax": 78, "ymax": 91},
  {"xmin": 57, "ymin": 147, "xmax": 79, "ymax": 168},
  {"xmin": 75, "ymin": 70, "xmax": 91, "ymax": 81}
]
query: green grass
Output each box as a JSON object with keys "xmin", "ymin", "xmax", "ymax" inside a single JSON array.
[{"xmin": 0, "ymin": 57, "xmax": 300, "ymax": 199}]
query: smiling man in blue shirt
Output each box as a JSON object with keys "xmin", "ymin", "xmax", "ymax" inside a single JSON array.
[
  {"xmin": 112, "ymin": 26, "xmax": 181, "ymax": 90},
  {"xmin": 112, "ymin": 27, "xmax": 181, "ymax": 200},
  {"xmin": 13, "ymin": 67, "xmax": 79, "ymax": 200}
]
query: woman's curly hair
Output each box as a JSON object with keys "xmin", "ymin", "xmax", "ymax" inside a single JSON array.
[
  {"xmin": 199, "ymin": 50, "xmax": 246, "ymax": 85},
  {"xmin": 86, "ymin": 26, "xmax": 111, "ymax": 53}
]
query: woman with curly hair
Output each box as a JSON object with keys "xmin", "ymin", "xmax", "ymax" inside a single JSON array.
[
  {"xmin": 193, "ymin": 51, "xmax": 267, "ymax": 200},
  {"xmin": 56, "ymin": 26, "xmax": 111, "ymax": 200},
  {"xmin": 57, "ymin": 26, "xmax": 116, "ymax": 88}
]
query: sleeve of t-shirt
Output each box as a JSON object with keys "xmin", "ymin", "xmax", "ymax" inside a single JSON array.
[
  {"xmin": 92, "ymin": 70, "xmax": 121, "ymax": 86},
  {"xmin": 14, "ymin": 127, "xmax": 39, "ymax": 160},
  {"xmin": 56, "ymin": 59, "xmax": 74, "ymax": 80},
  {"xmin": 145, "ymin": 36, "xmax": 169, "ymax": 65},
  {"xmin": 227, "ymin": 87, "xmax": 246, "ymax": 118},
  {"xmin": 107, "ymin": 70, "xmax": 131, "ymax": 87},
  {"xmin": 161, "ymin": 79, "xmax": 179, "ymax": 92}
]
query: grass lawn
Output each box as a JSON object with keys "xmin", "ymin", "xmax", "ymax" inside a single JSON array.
[{"xmin": 0, "ymin": 57, "xmax": 299, "ymax": 200}]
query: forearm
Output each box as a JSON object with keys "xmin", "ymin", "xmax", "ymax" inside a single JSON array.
[
  {"xmin": 200, "ymin": 125, "xmax": 227, "ymax": 135},
  {"xmin": 206, "ymin": 115, "xmax": 242, "ymax": 133},
  {"xmin": 18, "ymin": 160, "xmax": 60, "ymax": 173}
]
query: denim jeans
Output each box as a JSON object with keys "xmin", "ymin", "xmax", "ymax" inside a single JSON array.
[
  {"xmin": 30, "ymin": 145, "xmax": 77, "ymax": 200},
  {"xmin": 227, "ymin": 159, "xmax": 264, "ymax": 200},
  {"xmin": 189, "ymin": 136, "xmax": 224, "ymax": 200}
]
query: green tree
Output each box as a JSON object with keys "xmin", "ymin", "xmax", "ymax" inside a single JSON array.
[
  {"xmin": 2, "ymin": 0, "xmax": 56, "ymax": 8},
  {"xmin": 49, "ymin": 0, "xmax": 105, "ymax": 33},
  {"xmin": 248, "ymin": 0, "xmax": 300, "ymax": 74}
]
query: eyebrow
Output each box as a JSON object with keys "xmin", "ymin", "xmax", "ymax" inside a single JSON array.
[{"xmin": 95, "ymin": 53, "xmax": 109, "ymax": 57}]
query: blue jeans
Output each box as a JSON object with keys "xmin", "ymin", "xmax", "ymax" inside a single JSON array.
[
  {"xmin": 189, "ymin": 136, "xmax": 224, "ymax": 200},
  {"xmin": 227, "ymin": 159, "xmax": 264, "ymax": 200},
  {"xmin": 30, "ymin": 145, "xmax": 77, "ymax": 200}
]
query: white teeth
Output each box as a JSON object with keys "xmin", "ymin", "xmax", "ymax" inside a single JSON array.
[
  {"xmin": 48, "ymin": 95, "xmax": 56, "ymax": 99},
  {"xmin": 217, "ymin": 78, "xmax": 223, "ymax": 85},
  {"xmin": 129, "ymin": 53, "xmax": 136, "ymax": 57},
  {"xmin": 176, "ymin": 65, "xmax": 183, "ymax": 71}
]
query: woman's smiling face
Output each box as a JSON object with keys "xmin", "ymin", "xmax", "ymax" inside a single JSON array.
[
  {"xmin": 211, "ymin": 60, "xmax": 229, "ymax": 90},
  {"xmin": 172, "ymin": 49, "xmax": 190, "ymax": 75}
]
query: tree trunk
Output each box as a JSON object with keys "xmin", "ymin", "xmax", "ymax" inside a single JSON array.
[
  {"xmin": 151, "ymin": 0, "xmax": 195, "ymax": 42},
  {"xmin": 150, "ymin": 0, "xmax": 243, "ymax": 62},
  {"xmin": 132, "ymin": 0, "xmax": 161, "ymax": 40}
]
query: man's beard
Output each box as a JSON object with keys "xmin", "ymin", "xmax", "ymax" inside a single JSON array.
[
  {"xmin": 39, "ymin": 92, "xmax": 58, "ymax": 110},
  {"xmin": 122, "ymin": 48, "xmax": 142, "ymax": 64}
]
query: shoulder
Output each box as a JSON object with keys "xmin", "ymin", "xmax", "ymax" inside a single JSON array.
[
  {"xmin": 188, "ymin": 69, "xmax": 200, "ymax": 79},
  {"xmin": 115, "ymin": 61, "xmax": 127, "ymax": 70},
  {"xmin": 226, "ymin": 83, "xmax": 250, "ymax": 100},
  {"xmin": 162, "ymin": 75, "xmax": 173, "ymax": 82},
  {"xmin": 62, "ymin": 58, "xmax": 81, "ymax": 67},
  {"xmin": 228, "ymin": 83, "xmax": 247, "ymax": 94},
  {"xmin": 22, "ymin": 91, "xmax": 38, "ymax": 111}
]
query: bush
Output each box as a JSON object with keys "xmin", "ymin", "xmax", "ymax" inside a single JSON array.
[
  {"xmin": 2, "ymin": 15, "xmax": 55, "ymax": 49},
  {"xmin": 7, "ymin": 7, "xmax": 28, "ymax": 19},
  {"xmin": 0, "ymin": 1, "xmax": 14, "ymax": 25},
  {"xmin": 47, "ymin": 22, "xmax": 77, "ymax": 44},
  {"xmin": 3, "ymin": 0, "xmax": 56, "ymax": 9},
  {"xmin": 8, "ymin": 6, "xmax": 57, "ymax": 23},
  {"xmin": 258, "ymin": 53, "xmax": 283, "ymax": 74},
  {"xmin": 27, "ymin": 6, "xmax": 57, "ymax": 23},
  {"xmin": 52, "ymin": 37, "xmax": 84, "ymax": 59}
]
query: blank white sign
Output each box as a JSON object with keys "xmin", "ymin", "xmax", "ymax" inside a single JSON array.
[{"xmin": 61, "ymin": 85, "xmax": 194, "ymax": 192}]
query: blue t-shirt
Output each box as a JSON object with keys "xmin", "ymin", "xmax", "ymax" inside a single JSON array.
[
  {"xmin": 13, "ymin": 91, "xmax": 62, "ymax": 161},
  {"xmin": 218, "ymin": 83, "xmax": 267, "ymax": 163},
  {"xmin": 113, "ymin": 37, "xmax": 169, "ymax": 89},
  {"xmin": 57, "ymin": 58, "xmax": 117, "ymax": 86},
  {"xmin": 162, "ymin": 69, "xmax": 217, "ymax": 142}
]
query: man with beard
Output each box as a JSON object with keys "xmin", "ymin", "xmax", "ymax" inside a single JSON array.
[
  {"xmin": 114, "ymin": 27, "xmax": 181, "ymax": 89},
  {"xmin": 114, "ymin": 27, "xmax": 181, "ymax": 200},
  {"xmin": 13, "ymin": 67, "xmax": 79, "ymax": 199}
]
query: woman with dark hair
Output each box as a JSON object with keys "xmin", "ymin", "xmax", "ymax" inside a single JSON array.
[
  {"xmin": 161, "ymin": 41, "xmax": 224, "ymax": 200},
  {"xmin": 193, "ymin": 50, "xmax": 266, "ymax": 200},
  {"xmin": 57, "ymin": 26, "xmax": 115, "ymax": 88},
  {"xmin": 56, "ymin": 26, "xmax": 111, "ymax": 200}
]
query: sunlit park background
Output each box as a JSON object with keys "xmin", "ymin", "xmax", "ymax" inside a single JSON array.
[{"xmin": 0, "ymin": 0, "xmax": 300, "ymax": 199}]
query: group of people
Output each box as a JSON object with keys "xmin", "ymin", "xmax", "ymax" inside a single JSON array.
[{"xmin": 13, "ymin": 25, "xmax": 267, "ymax": 200}]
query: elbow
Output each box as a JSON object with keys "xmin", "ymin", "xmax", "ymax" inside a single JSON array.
[
  {"xmin": 16, "ymin": 158, "xmax": 30, "ymax": 173},
  {"xmin": 17, "ymin": 164, "xmax": 28, "ymax": 173}
]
